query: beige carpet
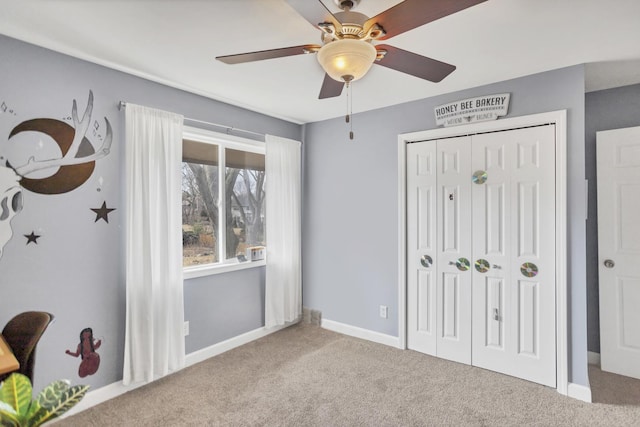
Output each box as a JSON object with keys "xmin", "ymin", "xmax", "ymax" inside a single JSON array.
[
  {"xmin": 57, "ymin": 324, "xmax": 640, "ymax": 426},
  {"xmin": 590, "ymin": 364, "xmax": 640, "ymax": 406}
]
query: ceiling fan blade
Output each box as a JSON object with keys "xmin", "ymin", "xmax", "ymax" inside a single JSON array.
[
  {"xmin": 374, "ymin": 44, "xmax": 456, "ymax": 83},
  {"xmin": 217, "ymin": 45, "xmax": 320, "ymax": 64},
  {"xmin": 286, "ymin": 0, "xmax": 342, "ymax": 31},
  {"xmin": 367, "ymin": 0, "xmax": 487, "ymax": 40},
  {"xmin": 318, "ymin": 73, "xmax": 345, "ymax": 99}
]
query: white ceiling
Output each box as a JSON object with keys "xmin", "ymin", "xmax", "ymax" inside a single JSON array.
[{"xmin": 1, "ymin": 0, "xmax": 640, "ymax": 124}]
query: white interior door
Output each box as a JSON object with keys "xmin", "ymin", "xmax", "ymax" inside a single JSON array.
[
  {"xmin": 407, "ymin": 141, "xmax": 438, "ymax": 355},
  {"xmin": 471, "ymin": 125, "xmax": 556, "ymax": 387},
  {"xmin": 436, "ymin": 136, "xmax": 472, "ymax": 364},
  {"xmin": 597, "ymin": 126, "xmax": 640, "ymax": 380}
]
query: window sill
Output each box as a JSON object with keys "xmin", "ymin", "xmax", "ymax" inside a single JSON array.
[{"xmin": 183, "ymin": 259, "xmax": 266, "ymax": 280}]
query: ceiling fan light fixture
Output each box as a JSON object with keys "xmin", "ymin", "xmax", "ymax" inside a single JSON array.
[{"xmin": 317, "ymin": 39, "xmax": 376, "ymax": 83}]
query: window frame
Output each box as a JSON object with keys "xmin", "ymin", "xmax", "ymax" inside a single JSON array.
[{"xmin": 182, "ymin": 126, "xmax": 266, "ymax": 279}]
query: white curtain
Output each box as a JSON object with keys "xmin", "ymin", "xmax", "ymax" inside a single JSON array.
[
  {"xmin": 265, "ymin": 135, "xmax": 302, "ymax": 328},
  {"xmin": 123, "ymin": 104, "xmax": 185, "ymax": 385}
]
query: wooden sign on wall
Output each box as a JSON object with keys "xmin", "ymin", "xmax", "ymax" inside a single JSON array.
[{"xmin": 434, "ymin": 93, "xmax": 510, "ymax": 127}]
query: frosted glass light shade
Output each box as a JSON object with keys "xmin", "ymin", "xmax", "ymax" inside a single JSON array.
[{"xmin": 317, "ymin": 39, "xmax": 377, "ymax": 82}]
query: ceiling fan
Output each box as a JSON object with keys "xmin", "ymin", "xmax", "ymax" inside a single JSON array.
[{"xmin": 216, "ymin": 0, "xmax": 487, "ymax": 99}]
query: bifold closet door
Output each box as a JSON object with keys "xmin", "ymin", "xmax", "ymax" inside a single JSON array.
[
  {"xmin": 406, "ymin": 136, "xmax": 472, "ymax": 362},
  {"xmin": 471, "ymin": 125, "xmax": 556, "ymax": 387},
  {"xmin": 407, "ymin": 126, "xmax": 556, "ymax": 388},
  {"xmin": 407, "ymin": 141, "xmax": 438, "ymax": 355},
  {"xmin": 436, "ymin": 136, "xmax": 472, "ymax": 364}
]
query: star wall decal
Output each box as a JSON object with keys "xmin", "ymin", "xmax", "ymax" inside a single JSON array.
[
  {"xmin": 24, "ymin": 231, "xmax": 41, "ymax": 245},
  {"xmin": 91, "ymin": 201, "xmax": 116, "ymax": 223}
]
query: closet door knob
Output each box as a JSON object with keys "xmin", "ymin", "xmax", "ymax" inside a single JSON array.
[
  {"xmin": 420, "ymin": 255, "xmax": 433, "ymax": 268},
  {"xmin": 475, "ymin": 259, "xmax": 490, "ymax": 273},
  {"xmin": 452, "ymin": 258, "xmax": 470, "ymax": 272}
]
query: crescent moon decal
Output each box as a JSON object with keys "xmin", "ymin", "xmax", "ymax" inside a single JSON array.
[{"xmin": 8, "ymin": 118, "xmax": 96, "ymax": 194}]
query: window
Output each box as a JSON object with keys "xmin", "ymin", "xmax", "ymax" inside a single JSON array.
[{"xmin": 182, "ymin": 128, "xmax": 265, "ymax": 273}]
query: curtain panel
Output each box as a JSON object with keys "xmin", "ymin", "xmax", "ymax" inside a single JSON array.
[
  {"xmin": 123, "ymin": 104, "xmax": 185, "ymax": 385},
  {"xmin": 265, "ymin": 135, "xmax": 302, "ymax": 328}
]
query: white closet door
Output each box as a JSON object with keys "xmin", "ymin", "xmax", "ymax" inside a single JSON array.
[
  {"xmin": 597, "ymin": 126, "xmax": 640, "ymax": 380},
  {"xmin": 407, "ymin": 141, "xmax": 438, "ymax": 355},
  {"xmin": 471, "ymin": 125, "xmax": 556, "ymax": 387},
  {"xmin": 436, "ymin": 136, "xmax": 472, "ymax": 364},
  {"xmin": 470, "ymin": 134, "xmax": 510, "ymax": 366}
]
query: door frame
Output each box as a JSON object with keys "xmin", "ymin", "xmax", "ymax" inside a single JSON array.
[{"xmin": 397, "ymin": 110, "xmax": 568, "ymax": 395}]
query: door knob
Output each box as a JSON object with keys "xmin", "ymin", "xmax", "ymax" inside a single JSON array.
[
  {"xmin": 604, "ymin": 259, "xmax": 615, "ymax": 269},
  {"xmin": 493, "ymin": 308, "xmax": 500, "ymax": 321},
  {"xmin": 455, "ymin": 258, "xmax": 470, "ymax": 271},
  {"xmin": 449, "ymin": 259, "xmax": 470, "ymax": 271},
  {"xmin": 475, "ymin": 259, "xmax": 490, "ymax": 273},
  {"xmin": 420, "ymin": 255, "xmax": 433, "ymax": 268}
]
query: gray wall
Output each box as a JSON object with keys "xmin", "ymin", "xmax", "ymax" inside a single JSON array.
[
  {"xmin": 585, "ymin": 83, "xmax": 640, "ymax": 354},
  {"xmin": 302, "ymin": 65, "xmax": 590, "ymax": 386},
  {"xmin": 0, "ymin": 35, "xmax": 300, "ymax": 392},
  {"xmin": 184, "ymin": 266, "xmax": 265, "ymax": 353}
]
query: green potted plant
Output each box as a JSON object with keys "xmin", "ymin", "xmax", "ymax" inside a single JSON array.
[{"xmin": 0, "ymin": 373, "xmax": 89, "ymax": 426}]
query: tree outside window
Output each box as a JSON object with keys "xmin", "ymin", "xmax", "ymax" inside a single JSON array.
[{"xmin": 182, "ymin": 139, "xmax": 265, "ymax": 267}]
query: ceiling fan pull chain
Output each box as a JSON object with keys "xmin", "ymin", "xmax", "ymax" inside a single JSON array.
[
  {"xmin": 345, "ymin": 81, "xmax": 350, "ymax": 124},
  {"xmin": 348, "ymin": 81, "xmax": 354, "ymax": 140}
]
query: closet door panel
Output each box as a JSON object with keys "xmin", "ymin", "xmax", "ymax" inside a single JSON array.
[
  {"xmin": 472, "ymin": 125, "xmax": 556, "ymax": 388},
  {"xmin": 407, "ymin": 141, "xmax": 438, "ymax": 354},
  {"xmin": 436, "ymin": 136, "xmax": 472, "ymax": 364}
]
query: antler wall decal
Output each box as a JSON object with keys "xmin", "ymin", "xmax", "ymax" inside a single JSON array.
[
  {"xmin": 14, "ymin": 91, "xmax": 112, "ymax": 176},
  {"xmin": 0, "ymin": 91, "xmax": 112, "ymax": 259}
]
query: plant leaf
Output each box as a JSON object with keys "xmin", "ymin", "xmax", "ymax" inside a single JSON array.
[
  {"xmin": 34, "ymin": 380, "xmax": 69, "ymax": 410},
  {"xmin": 0, "ymin": 374, "xmax": 32, "ymax": 418},
  {"xmin": 0, "ymin": 416, "xmax": 19, "ymax": 427},
  {"xmin": 28, "ymin": 385, "xmax": 89, "ymax": 427},
  {"xmin": 0, "ymin": 401, "xmax": 17, "ymax": 415},
  {"xmin": 0, "ymin": 401, "xmax": 20, "ymax": 427},
  {"xmin": 24, "ymin": 400, "xmax": 40, "ymax": 423}
]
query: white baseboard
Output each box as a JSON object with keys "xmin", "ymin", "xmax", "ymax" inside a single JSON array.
[
  {"xmin": 62, "ymin": 377, "xmax": 145, "ymax": 418},
  {"xmin": 185, "ymin": 322, "xmax": 292, "ymax": 366},
  {"xmin": 588, "ymin": 351, "xmax": 601, "ymax": 366},
  {"xmin": 321, "ymin": 319, "xmax": 401, "ymax": 348},
  {"xmin": 61, "ymin": 322, "xmax": 293, "ymax": 419},
  {"xmin": 567, "ymin": 382, "xmax": 592, "ymax": 403}
]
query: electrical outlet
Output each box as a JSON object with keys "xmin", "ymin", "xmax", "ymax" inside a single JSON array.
[
  {"xmin": 183, "ymin": 321, "xmax": 190, "ymax": 336},
  {"xmin": 379, "ymin": 305, "xmax": 388, "ymax": 319}
]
